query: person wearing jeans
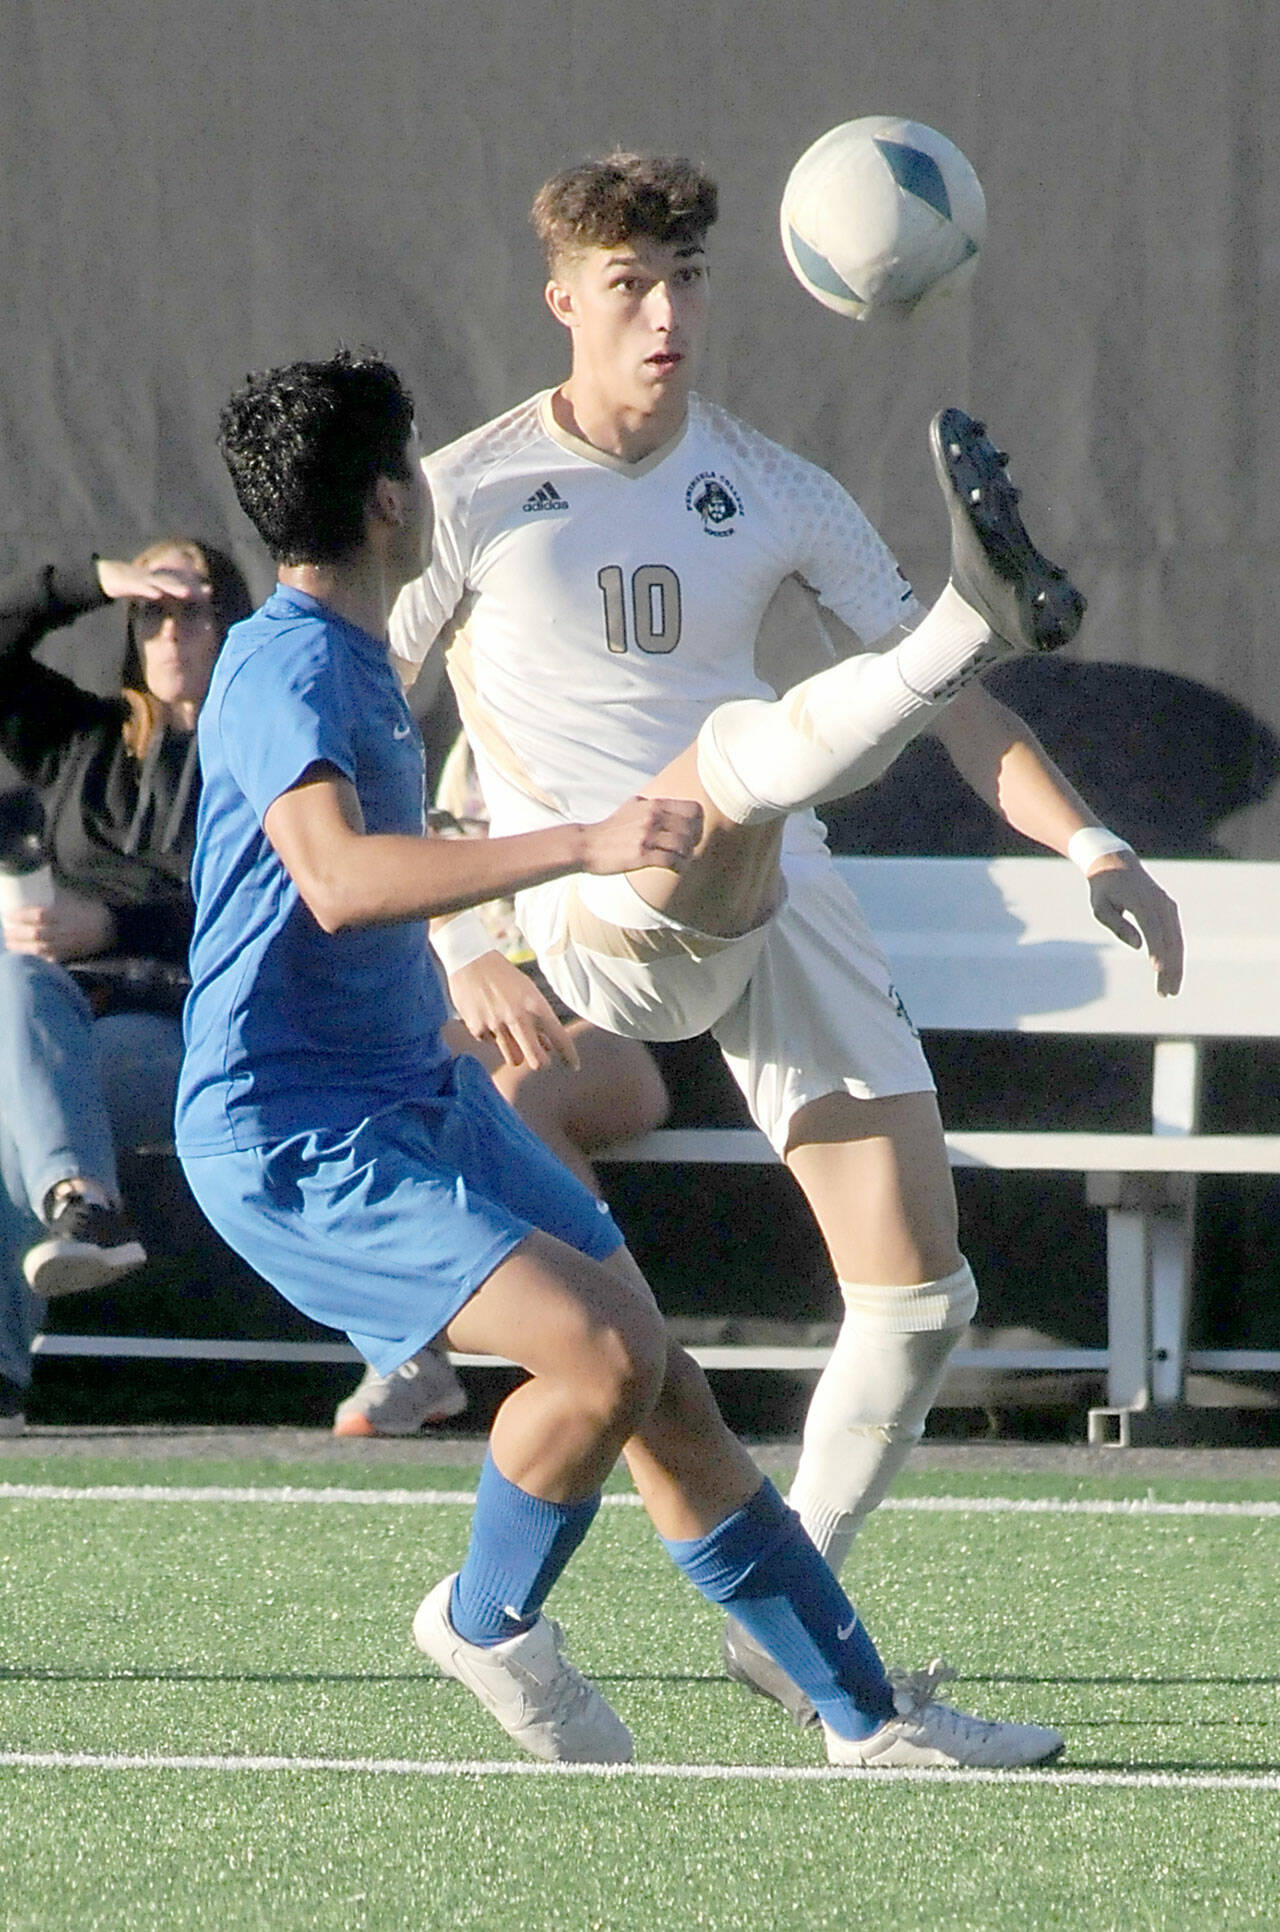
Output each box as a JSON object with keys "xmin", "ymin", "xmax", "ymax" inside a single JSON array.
[
  {"xmin": 0, "ymin": 975, "xmax": 184, "ymax": 1427},
  {"xmin": 0, "ymin": 541, "xmax": 251, "ymax": 1431}
]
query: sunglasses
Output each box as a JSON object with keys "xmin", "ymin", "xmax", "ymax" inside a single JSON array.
[{"xmin": 130, "ymin": 597, "xmax": 216, "ymax": 633}]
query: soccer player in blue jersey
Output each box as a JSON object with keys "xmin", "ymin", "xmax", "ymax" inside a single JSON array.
[{"xmin": 176, "ymin": 349, "xmax": 1062, "ymax": 1767}]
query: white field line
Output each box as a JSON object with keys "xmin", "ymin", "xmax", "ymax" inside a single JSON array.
[
  {"xmin": 0, "ymin": 1750, "xmax": 1278, "ymax": 1793},
  {"xmin": 2, "ymin": 1484, "xmax": 1280, "ymax": 1518}
]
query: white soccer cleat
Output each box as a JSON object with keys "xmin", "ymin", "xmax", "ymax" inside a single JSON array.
[
  {"xmin": 824, "ymin": 1659, "xmax": 1064, "ymax": 1770},
  {"xmin": 332, "ymin": 1347, "xmax": 467, "ymax": 1437},
  {"xmin": 412, "ymin": 1573, "xmax": 634, "ymax": 1764}
]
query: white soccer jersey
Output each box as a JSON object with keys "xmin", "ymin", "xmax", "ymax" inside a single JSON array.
[{"xmin": 391, "ymin": 390, "xmax": 921, "ymax": 844}]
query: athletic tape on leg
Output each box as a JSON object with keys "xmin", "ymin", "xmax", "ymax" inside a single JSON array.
[
  {"xmin": 694, "ymin": 585, "xmax": 1001, "ymax": 826},
  {"xmin": 695, "ymin": 660, "xmax": 930, "ymax": 827}
]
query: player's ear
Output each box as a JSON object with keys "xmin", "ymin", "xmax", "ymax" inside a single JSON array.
[
  {"xmin": 369, "ymin": 474, "xmax": 407, "ymax": 530},
  {"xmin": 545, "ymin": 279, "xmax": 576, "ymax": 330}
]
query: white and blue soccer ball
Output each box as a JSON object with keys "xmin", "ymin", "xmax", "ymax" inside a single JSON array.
[{"xmin": 780, "ymin": 116, "xmax": 986, "ymax": 322}]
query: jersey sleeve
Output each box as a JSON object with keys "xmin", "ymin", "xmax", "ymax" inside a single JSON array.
[
  {"xmin": 785, "ymin": 462, "xmax": 923, "ymax": 646},
  {"xmin": 388, "ymin": 456, "xmax": 470, "ymax": 675},
  {"xmin": 216, "ymin": 642, "xmax": 357, "ymax": 828}
]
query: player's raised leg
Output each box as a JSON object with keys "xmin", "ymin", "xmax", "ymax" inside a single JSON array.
[{"xmin": 620, "ymin": 408, "xmax": 1084, "ymax": 939}]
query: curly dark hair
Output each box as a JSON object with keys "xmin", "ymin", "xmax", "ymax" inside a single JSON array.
[
  {"xmin": 218, "ymin": 351, "xmax": 415, "ymax": 565},
  {"xmin": 531, "ymin": 152, "xmax": 718, "ymax": 272}
]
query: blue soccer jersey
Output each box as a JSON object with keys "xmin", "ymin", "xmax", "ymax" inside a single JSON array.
[{"xmin": 176, "ymin": 587, "xmax": 452, "ymax": 1154}]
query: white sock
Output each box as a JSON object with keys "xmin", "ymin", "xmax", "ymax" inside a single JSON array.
[
  {"xmin": 788, "ymin": 1263, "xmax": 979, "ymax": 1579},
  {"xmin": 695, "ymin": 585, "xmax": 997, "ymax": 826},
  {"xmin": 893, "ymin": 581, "xmax": 1009, "ymax": 700}
]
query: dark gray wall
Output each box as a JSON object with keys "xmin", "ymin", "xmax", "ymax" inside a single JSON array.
[{"xmin": 4, "ymin": 0, "xmax": 1278, "ymax": 850}]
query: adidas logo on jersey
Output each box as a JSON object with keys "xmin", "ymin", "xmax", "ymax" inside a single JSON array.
[{"xmin": 522, "ymin": 482, "xmax": 569, "ymax": 513}]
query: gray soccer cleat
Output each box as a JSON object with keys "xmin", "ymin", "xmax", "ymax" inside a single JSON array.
[
  {"xmin": 930, "ymin": 407, "xmax": 1086, "ymax": 654},
  {"xmin": 721, "ymin": 1617, "xmax": 819, "ymax": 1729},
  {"xmin": 824, "ymin": 1658, "xmax": 1065, "ymax": 1770},
  {"xmin": 412, "ymin": 1573, "xmax": 634, "ymax": 1763},
  {"xmin": 332, "ymin": 1346, "xmax": 467, "ymax": 1437}
]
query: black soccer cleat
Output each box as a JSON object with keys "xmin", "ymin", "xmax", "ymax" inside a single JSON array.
[
  {"xmin": 929, "ymin": 407, "xmax": 1086, "ymax": 654},
  {"xmin": 721, "ymin": 1617, "xmax": 820, "ymax": 1730}
]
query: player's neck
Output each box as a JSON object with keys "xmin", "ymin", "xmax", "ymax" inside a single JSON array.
[
  {"xmin": 278, "ymin": 557, "xmax": 396, "ymax": 644},
  {"xmin": 552, "ymin": 379, "xmax": 688, "ymax": 465}
]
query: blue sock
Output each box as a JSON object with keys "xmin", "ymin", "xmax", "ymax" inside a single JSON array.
[
  {"xmin": 661, "ymin": 1479, "xmax": 894, "ymax": 1740},
  {"xmin": 449, "ymin": 1450, "xmax": 601, "ymax": 1647}
]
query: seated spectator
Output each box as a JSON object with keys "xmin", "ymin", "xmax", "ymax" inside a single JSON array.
[
  {"xmin": 0, "ymin": 542, "xmax": 252, "ymax": 1434},
  {"xmin": 332, "ymin": 733, "xmax": 671, "ymax": 1436}
]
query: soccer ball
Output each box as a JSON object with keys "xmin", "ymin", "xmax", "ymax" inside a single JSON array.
[{"xmin": 780, "ymin": 116, "xmax": 986, "ymax": 322}]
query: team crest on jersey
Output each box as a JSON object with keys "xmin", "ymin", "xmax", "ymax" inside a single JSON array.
[{"xmin": 685, "ymin": 471, "xmax": 743, "ymax": 536}]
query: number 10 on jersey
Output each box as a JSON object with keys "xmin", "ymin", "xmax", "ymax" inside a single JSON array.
[{"xmin": 597, "ymin": 565, "xmax": 682, "ymax": 655}]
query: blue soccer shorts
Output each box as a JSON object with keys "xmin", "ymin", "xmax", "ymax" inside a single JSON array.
[{"xmin": 181, "ymin": 1052, "xmax": 624, "ymax": 1373}]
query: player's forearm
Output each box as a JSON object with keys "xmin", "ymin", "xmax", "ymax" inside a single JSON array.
[
  {"xmin": 265, "ymin": 769, "xmax": 699, "ymax": 933},
  {"xmin": 302, "ymin": 823, "xmax": 592, "ymax": 933},
  {"xmin": 984, "ymin": 736, "xmax": 1099, "ymax": 853},
  {"xmin": 934, "ymin": 684, "xmax": 1101, "ymax": 854}
]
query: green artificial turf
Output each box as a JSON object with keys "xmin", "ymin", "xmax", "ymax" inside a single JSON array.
[{"xmin": 1, "ymin": 1452, "xmax": 1279, "ymax": 1930}]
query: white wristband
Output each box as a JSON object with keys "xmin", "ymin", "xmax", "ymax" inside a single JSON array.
[
  {"xmin": 430, "ymin": 909, "xmax": 497, "ymax": 975},
  {"xmin": 1067, "ymin": 827, "xmax": 1134, "ymax": 874}
]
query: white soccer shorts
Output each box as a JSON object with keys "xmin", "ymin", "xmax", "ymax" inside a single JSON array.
[{"xmin": 515, "ymin": 848, "xmax": 934, "ymax": 1153}]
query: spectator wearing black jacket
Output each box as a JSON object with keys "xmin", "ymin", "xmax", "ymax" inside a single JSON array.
[{"xmin": 0, "ymin": 542, "xmax": 252, "ymax": 1431}]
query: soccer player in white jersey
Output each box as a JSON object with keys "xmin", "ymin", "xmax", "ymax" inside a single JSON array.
[{"xmin": 390, "ymin": 154, "xmax": 1183, "ymax": 1725}]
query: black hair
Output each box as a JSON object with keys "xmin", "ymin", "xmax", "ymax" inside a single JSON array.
[{"xmin": 218, "ymin": 351, "xmax": 416, "ymax": 565}]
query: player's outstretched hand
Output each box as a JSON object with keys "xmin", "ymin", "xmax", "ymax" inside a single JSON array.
[
  {"xmin": 447, "ymin": 949, "xmax": 581, "ymax": 1072},
  {"xmin": 1086, "ymin": 854, "xmax": 1184, "ymax": 997},
  {"xmin": 582, "ymin": 794, "xmax": 703, "ymax": 877}
]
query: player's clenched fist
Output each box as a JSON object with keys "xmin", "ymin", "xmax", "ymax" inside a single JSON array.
[{"xmin": 581, "ymin": 794, "xmax": 704, "ymax": 876}]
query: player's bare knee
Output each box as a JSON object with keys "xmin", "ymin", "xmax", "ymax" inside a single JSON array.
[
  {"xmin": 615, "ymin": 1052, "xmax": 670, "ymax": 1141},
  {"xmin": 572, "ymin": 1038, "xmax": 671, "ymax": 1146},
  {"xmin": 649, "ymin": 1341, "xmax": 719, "ymax": 1436},
  {"xmin": 617, "ymin": 1035, "xmax": 671, "ymax": 1129},
  {"xmin": 494, "ymin": 1059, "xmax": 558, "ymax": 1133},
  {"xmin": 580, "ymin": 1299, "xmax": 668, "ymax": 1437}
]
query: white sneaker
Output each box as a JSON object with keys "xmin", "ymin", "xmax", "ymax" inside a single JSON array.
[
  {"xmin": 824, "ymin": 1660, "xmax": 1064, "ymax": 1769},
  {"xmin": 412, "ymin": 1573, "xmax": 633, "ymax": 1763},
  {"xmin": 333, "ymin": 1347, "xmax": 467, "ymax": 1436},
  {"xmin": 22, "ymin": 1197, "xmax": 146, "ymax": 1298}
]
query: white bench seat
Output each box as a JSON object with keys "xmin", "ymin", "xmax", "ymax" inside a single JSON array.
[{"xmin": 594, "ymin": 858, "xmax": 1280, "ymax": 1441}]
